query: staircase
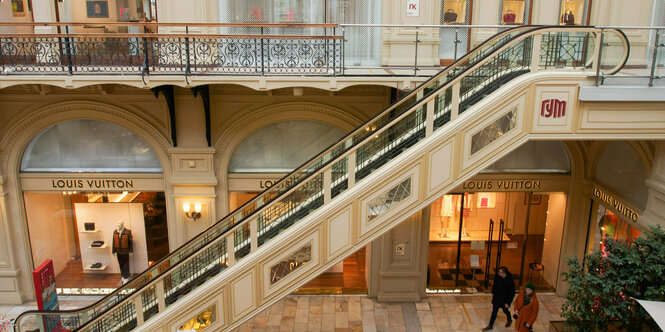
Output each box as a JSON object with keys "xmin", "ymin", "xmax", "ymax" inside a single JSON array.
[{"xmin": 13, "ymin": 26, "xmax": 632, "ymax": 332}]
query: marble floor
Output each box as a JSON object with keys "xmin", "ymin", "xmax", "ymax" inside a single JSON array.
[
  {"xmin": 0, "ymin": 293, "xmax": 563, "ymax": 332},
  {"xmin": 232, "ymin": 293, "xmax": 564, "ymax": 332}
]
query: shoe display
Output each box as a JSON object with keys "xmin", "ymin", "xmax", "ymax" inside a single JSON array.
[
  {"xmin": 91, "ymin": 240, "xmax": 105, "ymax": 247},
  {"xmin": 90, "ymin": 262, "xmax": 102, "ymax": 269}
]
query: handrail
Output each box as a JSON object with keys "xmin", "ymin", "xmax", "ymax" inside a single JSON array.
[
  {"xmin": 0, "ymin": 33, "xmax": 342, "ymax": 39},
  {"xmin": 13, "ymin": 26, "xmax": 630, "ymax": 332},
  {"xmin": 0, "ymin": 22, "xmax": 339, "ymax": 28}
]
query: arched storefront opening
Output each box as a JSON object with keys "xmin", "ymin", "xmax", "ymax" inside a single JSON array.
[
  {"xmin": 20, "ymin": 119, "xmax": 168, "ymax": 293},
  {"xmin": 427, "ymin": 141, "xmax": 571, "ymax": 293},
  {"xmin": 227, "ymin": 119, "xmax": 367, "ymax": 294},
  {"xmin": 587, "ymin": 141, "xmax": 649, "ymax": 256}
]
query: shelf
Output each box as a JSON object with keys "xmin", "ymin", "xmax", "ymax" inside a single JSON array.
[
  {"xmin": 88, "ymin": 244, "xmax": 108, "ymax": 249},
  {"xmin": 79, "ymin": 229, "xmax": 100, "ymax": 233},
  {"xmin": 84, "ymin": 264, "xmax": 107, "ymax": 271}
]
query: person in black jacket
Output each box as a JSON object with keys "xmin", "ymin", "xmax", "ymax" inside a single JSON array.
[{"xmin": 482, "ymin": 266, "xmax": 516, "ymax": 330}]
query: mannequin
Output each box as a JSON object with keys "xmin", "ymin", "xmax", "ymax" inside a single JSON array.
[
  {"xmin": 440, "ymin": 195, "xmax": 454, "ymax": 237},
  {"xmin": 112, "ymin": 221, "xmax": 133, "ymax": 284},
  {"xmin": 561, "ymin": 9, "xmax": 575, "ymax": 25}
]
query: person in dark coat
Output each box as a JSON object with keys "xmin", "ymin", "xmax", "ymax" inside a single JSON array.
[{"xmin": 482, "ymin": 266, "xmax": 516, "ymax": 330}]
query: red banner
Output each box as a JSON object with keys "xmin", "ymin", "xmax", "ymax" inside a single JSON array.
[{"xmin": 32, "ymin": 260, "xmax": 64, "ymax": 331}]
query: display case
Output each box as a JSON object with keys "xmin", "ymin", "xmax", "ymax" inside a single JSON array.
[
  {"xmin": 442, "ymin": 0, "xmax": 468, "ymax": 25},
  {"xmin": 75, "ymin": 203, "xmax": 148, "ymax": 275},
  {"xmin": 559, "ymin": 0, "xmax": 588, "ymax": 25},
  {"xmin": 500, "ymin": 0, "xmax": 529, "ymax": 25}
]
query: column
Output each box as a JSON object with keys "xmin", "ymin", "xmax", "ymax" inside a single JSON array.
[
  {"xmin": 367, "ymin": 207, "xmax": 430, "ymax": 302},
  {"xmin": 639, "ymin": 141, "xmax": 665, "ymax": 229}
]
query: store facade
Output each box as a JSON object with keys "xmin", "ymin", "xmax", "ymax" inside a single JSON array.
[{"xmin": 426, "ymin": 141, "xmax": 571, "ymax": 293}]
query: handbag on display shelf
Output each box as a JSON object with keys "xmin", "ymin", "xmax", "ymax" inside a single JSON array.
[
  {"xmin": 503, "ymin": 10, "xmax": 516, "ymax": 24},
  {"xmin": 443, "ymin": 9, "xmax": 458, "ymax": 23},
  {"xmin": 84, "ymin": 222, "xmax": 96, "ymax": 231}
]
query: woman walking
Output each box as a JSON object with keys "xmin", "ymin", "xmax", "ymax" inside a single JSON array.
[
  {"xmin": 513, "ymin": 283, "xmax": 539, "ymax": 331},
  {"xmin": 482, "ymin": 266, "xmax": 516, "ymax": 330}
]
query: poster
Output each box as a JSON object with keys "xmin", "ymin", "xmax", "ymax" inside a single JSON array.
[
  {"xmin": 32, "ymin": 260, "xmax": 63, "ymax": 331},
  {"xmin": 86, "ymin": 1, "xmax": 109, "ymax": 18},
  {"xmin": 406, "ymin": 0, "xmax": 419, "ymax": 16}
]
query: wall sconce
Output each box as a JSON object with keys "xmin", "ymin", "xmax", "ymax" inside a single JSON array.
[{"xmin": 183, "ymin": 202, "xmax": 202, "ymax": 221}]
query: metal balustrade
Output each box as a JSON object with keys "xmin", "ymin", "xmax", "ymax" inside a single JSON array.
[{"xmin": 12, "ymin": 26, "xmax": 629, "ymax": 332}]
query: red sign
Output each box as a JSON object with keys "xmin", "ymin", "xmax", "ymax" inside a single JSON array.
[
  {"xmin": 32, "ymin": 260, "xmax": 64, "ymax": 331},
  {"xmin": 541, "ymin": 98, "xmax": 566, "ymax": 118}
]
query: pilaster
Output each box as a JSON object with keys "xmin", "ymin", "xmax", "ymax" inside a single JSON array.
[
  {"xmin": 367, "ymin": 207, "xmax": 429, "ymax": 302},
  {"xmin": 639, "ymin": 141, "xmax": 665, "ymax": 229}
]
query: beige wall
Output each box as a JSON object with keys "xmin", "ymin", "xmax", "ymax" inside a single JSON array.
[{"xmin": 23, "ymin": 192, "xmax": 76, "ymax": 278}]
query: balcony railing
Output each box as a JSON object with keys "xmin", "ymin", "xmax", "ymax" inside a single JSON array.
[
  {"xmin": 0, "ymin": 23, "xmax": 343, "ymax": 76},
  {"xmin": 0, "ymin": 22, "xmax": 661, "ymax": 84}
]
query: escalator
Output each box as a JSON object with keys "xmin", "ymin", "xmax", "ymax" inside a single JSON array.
[{"xmin": 13, "ymin": 25, "xmax": 629, "ymax": 332}]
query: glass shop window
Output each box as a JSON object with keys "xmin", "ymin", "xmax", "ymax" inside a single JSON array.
[
  {"xmin": 442, "ymin": 0, "xmax": 468, "ymax": 24},
  {"xmin": 560, "ymin": 0, "xmax": 585, "ymax": 25},
  {"xmin": 501, "ymin": 0, "xmax": 527, "ymax": 25}
]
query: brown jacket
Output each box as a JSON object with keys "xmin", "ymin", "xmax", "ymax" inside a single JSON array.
[{"xmin": 513, "ymin": 290, "xmax": 539, "ymax": 331}]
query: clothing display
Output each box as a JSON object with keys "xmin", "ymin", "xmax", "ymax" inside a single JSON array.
[
  {"xmin": 443, "ymin": 9, "xmax": 458, "ymax": 23},
  {"xmin": 561, "ymin": 10, "xmax": 575, "ymax": 25},
  {"xmin": 117, "ymin": 253, "xmax": 130, "ymax": 279},
  {"xmin": 113, "ymin": 226, "xmax": 133, "ymax": 279},
  {"xmin": 503, "ymin": 10, "xmax": 516, "ymax": 24},
  {"xmin": 112, "ymin": 228, "xmax": 133, "ymax": 254},
  {"xmin": 91, "ymin": 240, "xmax": 105, "ymax": 247}
]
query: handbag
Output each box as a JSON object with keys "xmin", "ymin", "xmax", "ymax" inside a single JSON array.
[
  {"xmin": 84, "ymin": 222, "xmax": 95, "ymax": 231},
  {"xmin": 503, "ymin": 11, "xmax": 516, "ymax": 24},
  {"xmin": 443, "ymin": 9, "xmax": 458, "ymax": 23}
]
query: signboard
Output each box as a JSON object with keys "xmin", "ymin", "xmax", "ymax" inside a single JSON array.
[
  {"xmin": 469, "ymin": 255, "xmax": 480, "ymax": 267},
  {"xmin": 33, "ymin": 260, "xmax": 63, "ymax": 331},
  {"xmin": 395, "ymin": 242, "xmax": 406, "ymax": 256},
  {"xmin": 406, "ymin": 0, "xmax": 419, "ymax": 16},
  {"xmin": 507, "ymin": 242, "xmax": 518, "ymax": 249},
  {"xmin": 592, "ymin": 186, "xmax": 640, "ymax": 222},
  {"xmin": 470, "ymin": 241, "xmax": 485, "ymax": 250}
]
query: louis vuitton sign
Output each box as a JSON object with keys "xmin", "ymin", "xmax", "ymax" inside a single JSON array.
[
  {"xmin": 51, "ymin": 179, "xmax": 135, "ymax": 190},
  {"xmin": 592, "ymin": 186, "xmax": 639, "ymax": 222}
]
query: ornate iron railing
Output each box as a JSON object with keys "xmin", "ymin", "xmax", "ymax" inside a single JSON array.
[
  {"xmin": 12, "ymin": 26, "xmax": 629, "ymax": 332},
  {"xmin": 0, "ymin": 23, "xmax": 342, "ymax": 76}
]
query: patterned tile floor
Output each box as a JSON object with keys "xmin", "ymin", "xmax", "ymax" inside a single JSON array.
[
  {"xmin": 0, "ymin": 293, "xmax": 564, "ymax": 332},
  {"xmin": 232, "ymin": 293, "xmax": 564, "ymax": 332}
]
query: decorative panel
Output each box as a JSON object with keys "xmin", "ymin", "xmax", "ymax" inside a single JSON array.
[
  {"xmin": 462, "ymin": 94, "xmax": 526, "ymax": 171},
  {"xmin": 427, "ymin": 140, "xmax": 454, "ymax": 194},
  {"xmin": 360, "ymin": 164, "xmax": 421, "ymax": 237},
  {"xmin": 532, "ymin": 86, "xmax": 576, "ymax": 133},
  {"xmin": 470, "ymin": 108, "xmax": 518, "ymax": 156},
  {"xmin": 262, "ymin": 231, "xmax": 320, "ymax": 299},
  {"xmin": 269, "ymin": 243, "xmax": 312, "ymax": 285},
  {"xmin": 231, "ymin": 270, "xmax": 255, "ymax": 320},
  {"xmin": 327, "ymin": 206, "xmax": 352, "ymax": 260},
  {"xmin": 178, "ymin": 304, "xmax": 216, "ymax": 331}
]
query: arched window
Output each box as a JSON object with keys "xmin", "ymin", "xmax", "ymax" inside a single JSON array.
[
  {"xmin": 481, "ymin": 141, "xmax": 571, "ymax": 173},
  {"xmin": 229, "ymin": 120, "xmax": 346, "ymax": 173},
  {"xmin": 21, "ymin": 120, "xmax": 162, "ymax": 173},
  {"xmin": 595, "ymin": 142, "xmax": 649, "ymax": 209}
]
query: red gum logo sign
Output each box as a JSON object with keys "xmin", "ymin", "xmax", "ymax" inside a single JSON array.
[{"xmin": 541, "ymin": 99, "xmax": 566, "ymax": 118}]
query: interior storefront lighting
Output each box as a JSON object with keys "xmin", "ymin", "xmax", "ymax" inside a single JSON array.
[
  {"xmin": 114, "ymin": 191, "xmax": 129, "ymax": 202},
  {"xmin": 183, "ymin": 202, "xmax": 202, "ymax": 221}
]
